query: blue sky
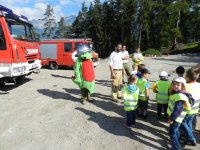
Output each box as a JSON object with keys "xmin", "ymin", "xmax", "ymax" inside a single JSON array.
[{"xmin": 0, "ymin": 0, "xmax": 104, "ymax": 21}]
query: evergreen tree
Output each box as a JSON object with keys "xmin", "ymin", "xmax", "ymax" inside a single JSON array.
[
  {"xmin": 39, "ymin": 4, "xmax": 56, "ymax": 38},
  {"xmin": 71, "ymin": 0, "xmax": 198, "ymax": 57},
  {"xmin": 72, "ymin": 2, "xmax": 88, "ymax": 38},
  {"xmin": 57, "ymin": 17, "xmax": 66, "ymax": 38},
  {"xmin": 187, "ymin": 0, "xmax": 200, "ymax": 42}
]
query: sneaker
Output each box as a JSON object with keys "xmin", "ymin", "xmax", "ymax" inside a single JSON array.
[
  {"xmin": 131, "ymin": 124, "xmax": 136, "ymax": 128},
  {"xmin": 185, "ymin": 140, "xmax": 196, "ymax": 146},
  {"xmin": 124, "ymin": 124, "xmax": 131, "ymax": 129},
  {"xmin": 158, "ymin": 115, "xmax": 162, "ymax": 120},
  {"xmin": 138, "ymin": 114, "xmax": 143, "ymax": 118},
  {"xmin": 143, "ymin": 115, "xmax": 148, "ymax": 120},
  {"xmin": 112, "ymin": 97, "xmax": 119, "ymax": 102}
]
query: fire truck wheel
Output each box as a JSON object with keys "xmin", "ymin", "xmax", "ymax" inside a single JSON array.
[{"xmin": 49, "ymin": 62, "xmax": 58, "ymax": 70}]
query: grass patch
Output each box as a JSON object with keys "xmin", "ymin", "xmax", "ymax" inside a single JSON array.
[
  {"xmin": 169, "ymin": 42, "xmax": 200, "ymax": 55},
  {"xmin": 143, "ymin": 48, "xmax": 162, "ymax": 56}
]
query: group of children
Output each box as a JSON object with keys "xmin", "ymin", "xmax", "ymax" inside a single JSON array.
[{"xmin": 122, "ymin": 64, "xmax": 200, "ymax": 149}]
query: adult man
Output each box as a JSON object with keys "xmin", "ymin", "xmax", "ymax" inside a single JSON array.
[
  {"xmin": 109, "ymin": 43, "xmax": 126, "ymax": 102},
  {"xmin": 121, "ymin": 45, "xmax": 130, "ymax": 83}
]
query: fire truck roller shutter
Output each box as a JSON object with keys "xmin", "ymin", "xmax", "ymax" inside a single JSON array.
[{"xmin": 40, "ymin": 44, "xmax": 57, "ymax": 59}]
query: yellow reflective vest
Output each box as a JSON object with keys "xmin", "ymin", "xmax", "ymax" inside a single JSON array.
[
  {"xmin": 155, "ymin": 80, "xmax": 171, "ymax": 104},
  {"xmin": 167, "ymin": 93, "xmax": 191, "ymax": 123},
  {"xmin": 186, "ymin": 82, "xmax": 200, "ymax": 114},
  {"xmin": 136, "ymin": 78, "xmax": 148, "ymax": 101},
  {"xmin": 123, "ymin": 84, "xmax": 139, "ymax": 111}
]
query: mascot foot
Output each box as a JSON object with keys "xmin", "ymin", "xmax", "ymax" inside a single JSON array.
[
  {"xmin": 81, "ymin": 100, "xmax": 86, "ymax": 105},
  {"xmin": 81, "ymin": 97, "xmax": 87, "ymax": 105},
  {"xmin": 87, "ymin": 94, "xmax": 94, "ymax": 102},
  {"xmin": 88, "ymin": 98, "xmax": 94, "ymax": 102}
]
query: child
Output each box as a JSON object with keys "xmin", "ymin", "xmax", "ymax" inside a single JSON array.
[
  {"xmin": 176, "ymin": 66, "xmax": 185, "ymax": 77},
  {"xmin": 152, "ymin": 71, "xmax": 171, "ymax": 120},
  {"xmin": 130, "ymin": 64, "xmax": 138, "ymax": 75},
  {"xmin": 167, "ymin": 77, "xmax": 191, "ymax": 150},
  {"xmin": 136, "ymin": 63, "xmax": 146, "ymax": 78},
  {"xmin": 122, "ymin": 74, "xmax": 139, "ymax": 128},
  {"xmin": 136, "ymin": 68, "xmax": 150, "ymax": 119},
  {"xmin": 181, "ymin": 66, "xmax": 200, "ymax": 146}
]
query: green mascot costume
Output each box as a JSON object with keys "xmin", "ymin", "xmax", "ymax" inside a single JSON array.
[{"xmin": 72, "ymin": 45, "xmax": 95, "ymax": 104}]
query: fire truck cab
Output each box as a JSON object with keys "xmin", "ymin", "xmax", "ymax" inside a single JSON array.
[
  {"xmin": 40, "ymin": 39, "xmax": 99, "ymax": 69},
  {"xmin": 0, "ymin": 5, "xmax": 41, "ymax": 85}
]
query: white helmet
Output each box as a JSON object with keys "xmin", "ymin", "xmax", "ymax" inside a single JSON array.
[
  {"xmin": 174, "ymin": 77, "xmax": 186, "ymax": 86},
  {"xmin": 159, "ymin": 71, "xmax": 169, "ymax": 77}
]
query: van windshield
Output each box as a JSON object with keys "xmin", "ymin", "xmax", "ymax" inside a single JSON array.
[
  {"xmin": 75, "ymin": 43, "xmax": 94, "ymax": 51},
  {"xmin": 6, "ymin": 18, "xmax": 37, "ymax": 42}
]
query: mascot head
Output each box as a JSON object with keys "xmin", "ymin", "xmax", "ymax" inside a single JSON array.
[{"xmin": 76, "ymin": 45, "xmax": 92, "ymax": 60}]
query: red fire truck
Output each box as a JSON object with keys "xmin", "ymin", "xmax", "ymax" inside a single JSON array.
[
  {"xmin": 40, "ymin": 39, "xmax": 99, "ymax": 69},
  {"xmin": 0, "ymin": 5, "xmax": 41, "ymax": 85}
]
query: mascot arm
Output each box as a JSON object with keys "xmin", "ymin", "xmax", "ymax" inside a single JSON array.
[{"xmin": 73, "ymin": 60, "xmax": 82, "ymax": 86}]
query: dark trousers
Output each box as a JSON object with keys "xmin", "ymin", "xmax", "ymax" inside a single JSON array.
[
  {"xmin": 126, "ymin": 110, "xmax": 136, "ymax": 127},
  {"xmin": 157, "ymin": 103, "xmax": 168, "ymax": 117}
]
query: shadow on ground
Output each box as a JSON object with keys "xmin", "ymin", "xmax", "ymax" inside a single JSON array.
[
  {"xmin": 152, "ymin": 56, "xmax": 200, "ymax": 63},
  {"xmin": 37, "ymin": 88, "xmax": 80, "ymax": 102},
  {"xmin": 0, "ymin": 78, "xmax": 32, "ymax": 93},
  {"xmin": 37, "ymin": 87, "xmax": 200, "ymax": 149},
  {"xmin": 95, "ymin": 79, "xmax": 111, "ymax": 87},
  {"xmin": 51, "ymin": 74, "xmax": 72, "ymax": 79},
  {"xmin": 76, "ymin": 107, "xmax": 168, "ymax": 150}
]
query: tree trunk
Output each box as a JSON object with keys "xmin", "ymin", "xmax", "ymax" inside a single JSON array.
[
  {"xmin": 174, "ymin": 9, "xmax": 181, "ymax": 45},
  {"xmin": 138, "ymin": 25, "xmax": 142, "ymax": 49}
]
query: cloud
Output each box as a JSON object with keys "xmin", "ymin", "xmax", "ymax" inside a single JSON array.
[
  {"xmin": 59, "ymin": 0, "xmax": 73, "ymax": 5},
  {"xmin": 0, "ymin": 0, "xmax": 104, "ymax": 21},
  {"xmin": 59, "ymin": 0, "xmax": 94, "ymax": 6},
  {"xmin": 1, "ymin": 2, "xmax": 64, "ymax": 21},
  {"xmin": 0, "ymin": 0, "xmax": 30, "ymax": 5}
]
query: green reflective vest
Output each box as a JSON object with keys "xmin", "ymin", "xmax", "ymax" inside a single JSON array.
[
  {"xmin": 123, "ymin": 84, "xmax": 139, "ymax": 111},
  {"xmin": 136, "ymin": 78, "xmax": 148, "ymax": 101},
  {"xmin": 156, "ymin": 80, "xmax": 171, "ymax": 104},
  {"xmin": 186, "ymin": 82, "xmax": 200, "ymax": 114},
  {"xmin": 167, "ymin": 93, "xmax": 191, "ymax": 123}
]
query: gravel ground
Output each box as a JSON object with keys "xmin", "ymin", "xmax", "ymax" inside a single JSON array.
[{"xmin": 0, "ymin": 54, "xmax": 200, "ymax": 150}]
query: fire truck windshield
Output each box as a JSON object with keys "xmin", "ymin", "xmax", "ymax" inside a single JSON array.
[{"xmin": 6, "ymin": 18, "xmax": 37, "ymax": 42}]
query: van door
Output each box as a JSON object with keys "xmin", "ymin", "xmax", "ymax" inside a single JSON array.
[{"xmin": 62, "ymin": 42, "xmax": 74, "ymax": 67}]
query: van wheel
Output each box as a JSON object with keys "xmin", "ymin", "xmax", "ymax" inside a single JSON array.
[{"xmin": 49, "ymin": 62, "xmax": 58, "ymax": 70}]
